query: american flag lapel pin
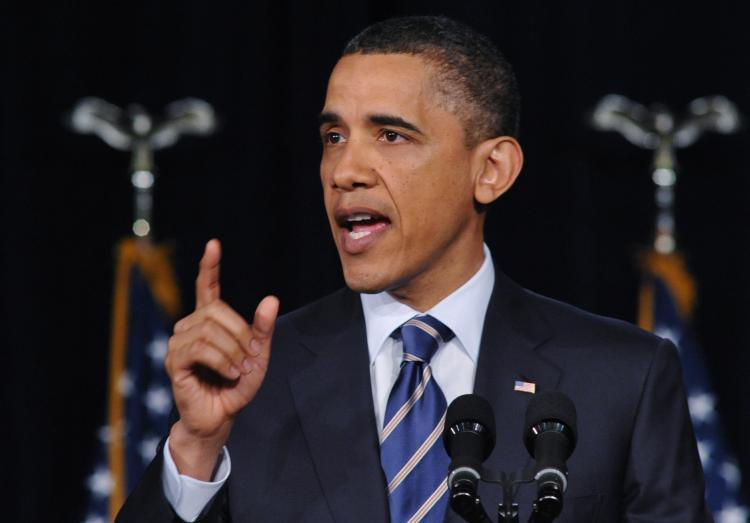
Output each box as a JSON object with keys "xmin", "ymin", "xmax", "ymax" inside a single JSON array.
[{"xmin": 514, "ymin": 380, "xmax": 536, "ymax": 394}]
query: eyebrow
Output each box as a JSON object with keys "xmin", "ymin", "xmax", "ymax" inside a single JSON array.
[
  {"xmin": 318, "ymin": 112, "xmax": 339, "ymax": 127},
  {"xmin": 317, "ymin": 111, "xmax": 424, "ymax": 135},
  {"xmin": 368, "ymin": 114, "xmax": 424, "ymax": 135}
]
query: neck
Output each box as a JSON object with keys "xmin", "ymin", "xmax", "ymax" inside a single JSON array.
[{"xmin": 388, "ymin": 238, "xmax": 486, "ymax": 312}]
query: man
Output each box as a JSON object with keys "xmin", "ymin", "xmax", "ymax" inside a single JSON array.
[{"xmin": 118, "ymin": 16, "xmax": 711, "ymax": 522}]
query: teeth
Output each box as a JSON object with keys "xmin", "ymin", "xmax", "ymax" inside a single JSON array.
[
  {"xmin": 347, "ymin": 214, "xmax": 373, "ymax": 222},
  {"xmin": 349, "ymin": 230, "xmax": 371, "ymax": 240}
]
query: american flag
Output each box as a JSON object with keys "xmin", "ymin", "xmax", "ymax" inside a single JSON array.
[
  {"xmin": 514, "ymin": 380, "xmax": 536, "ymax": 394},
  {"xmin": 82, "ymin": 239, "xmax": 180, "ymax": 523},
  {"xmin": 640, "ymin": 251, "xmax": 748, "ymax": 523}
]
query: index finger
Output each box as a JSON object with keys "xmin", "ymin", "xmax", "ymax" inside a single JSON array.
[{"xmin": 196, "ymin": 239, "xmax": 222, "ymax": 309}]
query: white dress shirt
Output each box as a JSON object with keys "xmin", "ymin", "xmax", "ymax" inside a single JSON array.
[{"xmin": 162, "ymin": 245, "xmax": 495, "ymax": 521}]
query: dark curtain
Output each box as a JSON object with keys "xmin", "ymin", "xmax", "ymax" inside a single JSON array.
[{"xmin": 3, "ymin": 1, "xmax": 749, "ymax": 521}]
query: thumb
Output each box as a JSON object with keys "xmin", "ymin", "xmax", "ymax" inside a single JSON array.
[{"xmin": 250, "ymin": 296, "xmax": 280, "ymax": 351}]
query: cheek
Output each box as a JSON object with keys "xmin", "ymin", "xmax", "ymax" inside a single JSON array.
[
  {"xmin": 319, "ymin": 156, "xmax": 332, "ymax": 187},
  {"xmin": 400, "ymin": 156, "xmax": 471, "ymax": 209}
]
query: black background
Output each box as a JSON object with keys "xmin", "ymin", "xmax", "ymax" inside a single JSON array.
[{"xmin": 3, "ymin": 1, "xmax": 750, "ymax": 521}]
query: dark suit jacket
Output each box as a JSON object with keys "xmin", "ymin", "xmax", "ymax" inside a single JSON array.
[{"xmin": 117, "ymin": 269, "xmax": 712, "ymax": 522}]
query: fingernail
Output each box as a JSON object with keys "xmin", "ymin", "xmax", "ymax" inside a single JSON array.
[
  {"xmin": 229, "ymin": 365, "xmax": 241, "ymax": 379},
  {"xmin": 250, "ymin": 339, "xmax": 262, "ymax": 356},
  {"xmin": 242, "ymin": 358, "xmax": 253, "ymax": 374}
]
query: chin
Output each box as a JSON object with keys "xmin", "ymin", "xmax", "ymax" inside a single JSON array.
[
  {"xmin": 343, "ymin": 275, "xmax": 386, "ymax": 294},
  {"xmin": 341, "ymin": 265, "xmax": 391, "ymax": 294}
]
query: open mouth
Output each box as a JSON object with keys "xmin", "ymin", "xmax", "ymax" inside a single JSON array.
[
  {"xmin": 336, "ymin": 210, "xmax": 391, "ymax": 247},
  {"xmin": 337, "ymin": 211, "xmax": 391, "ymax": 239}
]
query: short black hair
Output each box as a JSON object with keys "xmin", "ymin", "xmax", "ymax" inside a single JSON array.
[{"xmin": 343, "ymin": 15, "xmax": 520, "ymax": 146}]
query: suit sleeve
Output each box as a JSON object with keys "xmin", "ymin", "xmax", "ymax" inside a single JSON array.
[
  {"xmin": 622, "ymin": 339, "xmax": 713, "ymax": 523},
  {"xmin": 115, "ymin": 440, "xmax": 230, "ymax": 523}
]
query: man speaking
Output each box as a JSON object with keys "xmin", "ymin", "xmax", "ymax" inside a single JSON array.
[{"xmin": 117, "ymin": 16, "xmax": 711, "ymax": 522}]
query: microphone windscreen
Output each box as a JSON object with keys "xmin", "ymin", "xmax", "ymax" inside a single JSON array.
[
  {"xmin": 444, "ymin": 394, "xmax": 496, "ymax": 451},
  {"xmin": 523, "ymin": 390, "xmax": 578, "ymax": 443},
  {"xmin": 446, "ymin": 394, "xmax": 495, "ymax": 431}
]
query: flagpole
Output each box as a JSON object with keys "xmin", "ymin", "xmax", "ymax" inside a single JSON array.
[
  {"xmin": 592, "ymin": 94, "xmax": 739, "ymax": 254},
  {"xmin": 591, "ymin": 94, "xmax": 748, "ymax": 519},
  {"xmin": 70, "ymin": 97, "xmax": 215, "ymax": 522},
  {"xmin": 70, "ymin": 97, "xmax": 217, "ymax": 239}
]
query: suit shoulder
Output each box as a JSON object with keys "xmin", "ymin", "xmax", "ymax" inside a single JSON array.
[
  {"xmin": 520, "ymin": 287, "xmax": 671, "ymax": 362},
  {"xmin": 274, "ymin": 287, "xmax": 361, "ymax": 339},
  {"xmin": 514, "ymin": 288, "xmax": 684, "ymax": 423}
]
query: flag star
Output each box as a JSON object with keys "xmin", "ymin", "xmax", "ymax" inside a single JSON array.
[
  {"xmin": 147, "ymin": 334, "xmax": 169, "ymax": 366},
  {"xmin": 139, "ymin": 435, "xmax": 161, "ymax": 463},
  {"xmin": 717, "ymin": 503, "xmax": 749, "ymax": 523},
  {"xmin": 87, "ymin": 467, "xmax": 115, "ymax": 497},
  {"xmin": 118, "ymin": 371, "xmax": 134, "ymax": 396},
  {"xmin": 654, "ymin": 326, "xmax": 681, "ymax": 347},
  {"xmin": 102, "ymin": 418, "xmax": 127, "ymax": 441},
  {"xmin": 688, "ymin": 392, "xmax": 716, "ymax": 424},
  {"xmin": 719, "ymin": 461, "xmax": 742, "ymax": 491},
  {"xmin": 697, "ymin": 440, "xmax": 712, "ymax": 467},
  {"xmin": 145, "ymin": 386, "xmax": 172, "ymax": 416},
  {"xmin": 97, "ymin": 425, "xmax": 111, "ymax": 444}
]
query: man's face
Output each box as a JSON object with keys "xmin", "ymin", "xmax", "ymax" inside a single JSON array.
[{"xmin": 319, "ymin": 53, "xmax": 484, "ymax": 304}]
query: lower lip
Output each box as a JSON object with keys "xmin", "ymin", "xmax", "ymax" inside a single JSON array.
[{"xmin": 339, "ymin": 222, "xmax": 390, "ymax": 254}]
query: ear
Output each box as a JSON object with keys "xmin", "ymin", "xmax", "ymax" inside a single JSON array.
[{"xmin": 472, "ymin": 136, "xmax": 523, "ymax": 205}]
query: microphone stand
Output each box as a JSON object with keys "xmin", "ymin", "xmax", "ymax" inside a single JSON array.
[
  {"xmin": 454, "ymin": 467, "xmax": 562, "ymax": 523},
  {"xmin": 497, "ymin": 471, "xmax": 519, "ymax": 523}
]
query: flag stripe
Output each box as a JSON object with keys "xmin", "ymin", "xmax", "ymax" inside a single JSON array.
[
  {"xmin": 639, "ymin": 250, "xmax": 748, "ymax": 518},
  {"xmin": 637, "ymin": 278, "xmax": 654, "ymax": 332},
  {"xmin": 106, "ymin": 244, "xmax": 133, "ymax": 520},
  {"xmin": 84, "ymin": 239, "xmax": 181, "ymax": 523}
]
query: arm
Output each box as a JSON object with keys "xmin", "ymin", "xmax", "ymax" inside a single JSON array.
[
  {"xmin": 116, "ymin": 239, "xmax": 279, "ymax": 521},
  {"xmin": 115, "ymin": 442, "xmax": 231, "ymax": 523},
  {"xmin": 161, "ymin": 438, "xmax": 230, "ymax": 521},
  {"xmin": 623, "ymin": 339, "xmax": 713, "ymax": 522}
]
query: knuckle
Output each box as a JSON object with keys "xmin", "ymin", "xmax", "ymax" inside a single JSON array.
[
  {"xmin": 185, "ymin": 339, "xmax": 201, "ymax": 356},
  {"xmin": 198, "ymin": 321, "xmax": 215, "ymax": 339},
  {"xmin": 210, "ymin": 300, "xmax": 228, "ymax": 315},
  {"xmin": 174, "ymin": 312, "xmax": 197, "ymax": 333},
  {"xmin": 203, "ymin": 301, "xmax": 218, "ymax": 317}
]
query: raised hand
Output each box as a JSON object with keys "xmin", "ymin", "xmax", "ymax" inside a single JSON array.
[{"xmin": 165, "ymin": 239, "xmax": 279, "ymax": 479}]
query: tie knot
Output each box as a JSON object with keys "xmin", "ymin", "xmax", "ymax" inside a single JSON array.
[{"xmin": 395, "ymin": 315, "xmax": 454, "ymax": 363}]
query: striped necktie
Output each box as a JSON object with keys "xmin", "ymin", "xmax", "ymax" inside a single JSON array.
[{"xmin": 380, "ymin": 315, "xmax": 454, "ymax": 523}]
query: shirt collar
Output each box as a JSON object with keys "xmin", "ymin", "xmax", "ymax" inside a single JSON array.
[{"xmin": 360, "ymin": 244, "xmax": 495, "ymax": 365}]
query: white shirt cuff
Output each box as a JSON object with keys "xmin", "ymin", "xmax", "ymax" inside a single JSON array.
[{"xmin": 161, "ymin": 436, "xmax": 231, "ymax": 522}]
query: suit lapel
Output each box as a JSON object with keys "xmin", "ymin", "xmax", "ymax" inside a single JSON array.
[
  {"xmin": 285, "ymin": 269, "xmax": 562, "ymax": 522},
  {"xmin": 288, "ymin": 291, "xmax": 389, "ymax": 522},
  {"xmin": 472, "ymin": 269, "xmax": 562, "ymax": 512}
]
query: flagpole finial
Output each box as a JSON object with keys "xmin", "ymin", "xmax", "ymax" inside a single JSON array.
[
  {"xmin": 592, "ymin": 94, "xmax": 740, "ymax": 253},
  {"xmin": 69, "ymin": 97, "xmax": 217, "ymax": 239}
]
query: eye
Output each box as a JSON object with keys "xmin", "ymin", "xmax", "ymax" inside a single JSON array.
[
  {"xmin": 380, "ymin": 130, "xmax": 407, "ymax": 143},
  {"xmin": 324, "ymin": 132, "xmax": 344, "ymax": 145}
]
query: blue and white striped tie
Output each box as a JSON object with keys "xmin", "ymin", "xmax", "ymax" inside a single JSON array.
[{"xmin": 380, "ymin": 315, "xmax": 454, "ymax": 523}]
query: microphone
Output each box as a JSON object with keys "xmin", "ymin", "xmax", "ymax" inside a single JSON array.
[
  {"xmin": 443, "ymin": 394, "xmax": 495, "ymax": 522},
  {"xmin": 523, "ymin": 390, "xmax": 577, "ymax": 521}
]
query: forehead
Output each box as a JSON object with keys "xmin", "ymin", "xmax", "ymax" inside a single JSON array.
[{"xmin": 323, "ymin": 53, "xmax": 439, "ymax": 124}]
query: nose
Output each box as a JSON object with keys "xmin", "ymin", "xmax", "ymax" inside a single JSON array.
[{"xmin": 326, "ymin": 140, "xmax": 378, "ymax": 191}]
